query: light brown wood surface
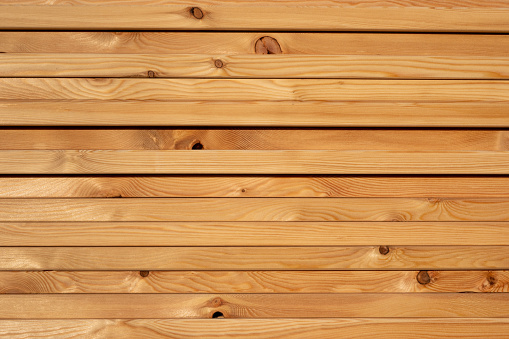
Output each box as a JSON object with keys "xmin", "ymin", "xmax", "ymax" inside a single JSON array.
[
  {"xmin": 1, "ymin": 318, "xmax": 508, "ymax": 339},
  {"xmin": 1, "ymin": 271, "xmax": 507, "ymax": 293},
  {"xmin": 0, "ymin": 150, "xmax": 508, "ymax": 174},
  {"xmin": 3, "ymin": 198, "xmax": 509, "ymax": 222},
  {"xmin": 1, "ymin": 3, "xmax": 509, "ymax": 32},
  {"xmin": 1, "ymin": 176, "xmax": 509, "ymax": 198},
  {"xmin": 0, "ymin": 129, "xmax": 508, "ymax": 151},
  {"xmin": 1, "ymin": 246, "xmax": 508, "ymax": 270},
  {"xmin": 3, "ymin": 101, "xmax": 509, "ymax": 127},
  {"xmin": 4, "ymin": 53, "xmax": 509, "ymax": 79},
  {"xmin": 1, "ymin": 294, "xmax": 509, "ymax": 318},
  {"xmin": 1, "ymin": 221, "xmax": 507, "ymax": 246}
]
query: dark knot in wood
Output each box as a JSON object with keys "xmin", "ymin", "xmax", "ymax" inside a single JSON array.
[
  {"xmin": 139, "ymin": 271, "xmax": 150, "ymax": 277},
  {"xmin": 214, "ymin": 59, "xmax": 224, "ymax": 68},
  {"xmin": 255, "ymin": 36, "xmax": 282, "ymax": 54},
  {"xmin": 378, "ymin": 246, "xmax": 390, "ymax": 255},
  {"xmin": 416, "ymin": 270, "xmax": 431, "ymax": 285},
  {"xmin": 191, "ymin": 7, "xmax": 204, "ymax": 19},
  {"xmin": 147, "ymin": 70, "xmax": 155, "ymax": 78}
]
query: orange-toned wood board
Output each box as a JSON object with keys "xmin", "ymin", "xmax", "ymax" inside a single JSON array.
[{"xmin": 1, "ymin": 0, "xmax": 508, "ymax": 338}]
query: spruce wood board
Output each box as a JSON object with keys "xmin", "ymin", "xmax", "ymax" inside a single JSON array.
[
  {"xmin": 1, "ymin": 319, "xmax": 508, "ymax": 339},
  {"xmin": 1, "ymin": 176, "xmax": 509, "ymax": 198},
  {"xmin": 1, "ymin": 271, "xmax": 507, "ymax": 294}
]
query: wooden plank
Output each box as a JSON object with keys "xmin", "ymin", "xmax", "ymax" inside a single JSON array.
[
  {"xmin": 2, "ymin": 79, "xmax": 509, "ymax": 101},
  {"xmin": 2, "ymin": 176, "xmax": 509, "ymax": 198},
  {"xmin": 1, "ymin": 294, "xmax": 509, "ymax": 318},
  {"xmin": 2, "ymin": 32, "xmax": 508, "ymax": 57},
  {"xmin": 0, "ymin": 150, "xmax": 508, "ymax": 174},
  {"xmin": 1, "ymin": 221, "xmax": 508, "ymax": 246},
  {"xmin": 2, "ymin": 101, "xmax": 508, "ymax": 127},
  {"xmin": 1, "ymin": 319, "xmax": 509, "ymax": 338},
  {"xmin": 1, "ymin": 271, "xmax": 507, "ymax": 294},
  {"xmin": 1, "ymin": 246, "xmax": 508, "ymax": 270},
  {"xmin": 0, "ymin": 129, "xmax": 508, "ymax": 151},
  {"xmin": 1, "ymin": 3, "xmax": 509, "ymax": 32},
  {"xmin": 4, "ymin": 53, "xmax": 509, "ymax": 79},
  {"xmin": 2, "ymin": 198, "xmax": 509, "ymax": 222}
]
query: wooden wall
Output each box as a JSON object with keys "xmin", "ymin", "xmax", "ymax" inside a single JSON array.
[{"xmin": 0, "ymin": 1, "xmax": 509, "ymax": 337}]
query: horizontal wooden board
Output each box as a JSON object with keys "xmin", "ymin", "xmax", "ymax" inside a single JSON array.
[
  {"xmin": 2, "ymin": 79, "xmax": 509, "ymax": 101},
  {"xmin": 2, "ymin": 101, "xmax": 508, "ymax": 127},
  {"xmin": 1, "ymin": 318, "xmax": 509, "ymax": 338},
  {"xmin": 4, "ymin": 53, "xmax": 509, "ymax": 79},
  {"xmin": 1, "ymin": 3, "xmax": 509, "ymax": 32},
  {"xmin": 1, "ymin": 294, "xmax": 509, "ymax": 318},
  {"xmin": 1, "ymin": 246, "xmax": 508, "ymax": 270},
  {"xmin": 2, "ymin": 32, "xmax": 508, "ymax": 57},
  {"xmin": 3, "ymin": 198, "xmax": 509, "ymax": 222},
  {"xmin": 0, "ymin": 150, "xmax": 509, "ymax": 174},
  {"xmin": 1, "ymin": 129, "xmax": 508, "ymax": 151},
  {"xmin": 1, "ymin": 270, "xmax": 507, "ymax": 293},
  {"xmin": 1, "ymin": 221, "xmax": 507, "ymax": 246},
  {"xmin": 2, "ymin": 176, "xmax": 509, "ymax": 198}
]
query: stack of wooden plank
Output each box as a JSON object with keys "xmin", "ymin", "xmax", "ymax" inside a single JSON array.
[{"xmin": 0, "ymin": 1, "xmax": 508, "ymax": 337}]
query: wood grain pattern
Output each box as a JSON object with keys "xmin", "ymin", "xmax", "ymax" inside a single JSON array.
[
  {"xmin": 1, "ymin": 318, "xmax": 508, "ymax": 338},
  {"xmin": 3, "ymin": 198, "xmax": 509, "ymax": 222},
  {"xmin": 4, "ymin": 53, "xmax": 509, "ymax": 79},
  {"xmin": 1, "ymin": 221, "xmax": 507, "ymax": 246},
  {"xmin": 1, "ymin": 129, "xmax": 508, "ymax": 151},
  {"xmin": 1, "ymin": 150, "xmax": 509, "ymax": 174},
  {"xmin": 2, "ymin": 78, "xmax": 509, "ymax": 101},
  {"xmin": 1, "ymin": 294, "xmax": 509, "ymax": 318},
  {"xmin": 3, "ymin": 101, "xmax": 508, "ymax": 127},
  {"xmin": 2, "ymin": 176, "xmax": 509, "ymax": 198},
  {"xmin": 1, "ymin": 4, "xmax": 509, "ymax": 32},
  {"xmin": 1, "ymin": 246, "xmax": 508, "ymax": 270},
  {"xmin": 2, "ymin": 32, "xmax": 508, "ymax": 57},
  {"xmin": 1, "ymin": 271, "xmax": 507, "ymax": 293}
]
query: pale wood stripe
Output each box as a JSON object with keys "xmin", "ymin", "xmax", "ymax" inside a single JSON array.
[
  {"xmin": 1, "ymin": 247, "xmax": 507, "ymax": 270},
  {"xmin": 1, "ymin": 5, "xmax": 508, "ymax": 32},
  {"xmin": 1, "ymin": 318, "xmax": 508, "ymax": 338},
  {"xmin": 4, "ymin": 54, "xmax": 509, "ymax": 79},
  {"xmin": 2, "ymin": 101, "xmax": 508, "ymax": 127},
  {"xmin": 0, "ymin": 294, "xmax": 508, "ymax": 318},
  {"xmin": 2, "ymin": 79, "xmax": 509, "ymax": 101},
  {"xmin": 2, "ymin": 198, "xmax": 509, "ymax": 222},
  {"xmin": 0, "ymin": 150, "xmax": 508, "ymax": 174},
  {"xmin": 1, "ymin": 222, "xmax": 507, "ymax": 246},
  {"xmin": 0, "ymin": 129, "xmax": 508, "ymax": 151},
  {"xmin": 2, "ymin": 32, "xmax": 508, "ymax": 57},
  {"xmin": 1, "ymin": 271, "xmax": 507, "ymax": 294},
  {"xmin": 2, "ymin": 177, "xmax": 509, "ymax": 198}
]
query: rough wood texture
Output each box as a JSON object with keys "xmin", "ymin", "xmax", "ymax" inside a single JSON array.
[
  {"xmin": 1, "ymin": 318, "xmax": 509, "ymax": 338},
  {"xmin": 3, "ymin": 101, "xmax": 509, "ymax": 127},
  {"xmin": 4, "ymin": 53, "xmax": 509, "ymax": 79},
  {"xmin": 0, "ymin": 150, "xmax": 509, "ymax": 174},
  {"xmin": 2, "ymin": 78, "xmax": 509, "ymax": 101},
  {"xmin": 1, "ymin": 176, "xmax": 509, "ymax": 198},
  {"xmin": 0, "ymin": 129, "xmax": 508, "ymax": 151},
  {"xmin": 3, "ymin": 198, "xmax": 509, "ymax": 222},
  {"xmin": 1, "ymin": 3, "xmax": 509, "ymax": 32},
  {"xmin": 1, "ymin": 221, "xmax": 507, "ymax": 246},
  {"xmin": 1, "ymin": 294, "xmax": 509, "ymax": 318},
  {"xmin": 1, "ymin": 271, "xmax": 507, "ymax": 294},
  {"xmin": 1, "ymin": 246, "xmax": 507, "ymax": 270}
]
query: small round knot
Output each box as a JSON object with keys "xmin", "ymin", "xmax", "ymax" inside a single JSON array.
[
  {"xmin": 255, "ymin": 36, "xmax": 282, "ymax": 54},
  {"xmin": 191, "ymin": 7, "xmax": 204, "ymax": 19},
  {"xmin": 416, "ymin": 270, "xmax": 431, "ymax": 285},
  {"xmin": 147, "ymin": 70, "xmax": 155, "ymax": 78},
  {"xmin": 212, "ymin": 297, "xmax": 222, "ymax": 307},
  {"xmin": 379, "ymin": 246, "xmax": 390, "ymax": 255},
  {"xmin": 139, "ymin": 271, "xmax": 150, "ymax": 277},
  {"xmin": 487, "ymin": 274, "xmax": 497, "ymax": 286},
  {"xmin": 214, "ymin": 59, "xmax": 224, "ymax": 68}
]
